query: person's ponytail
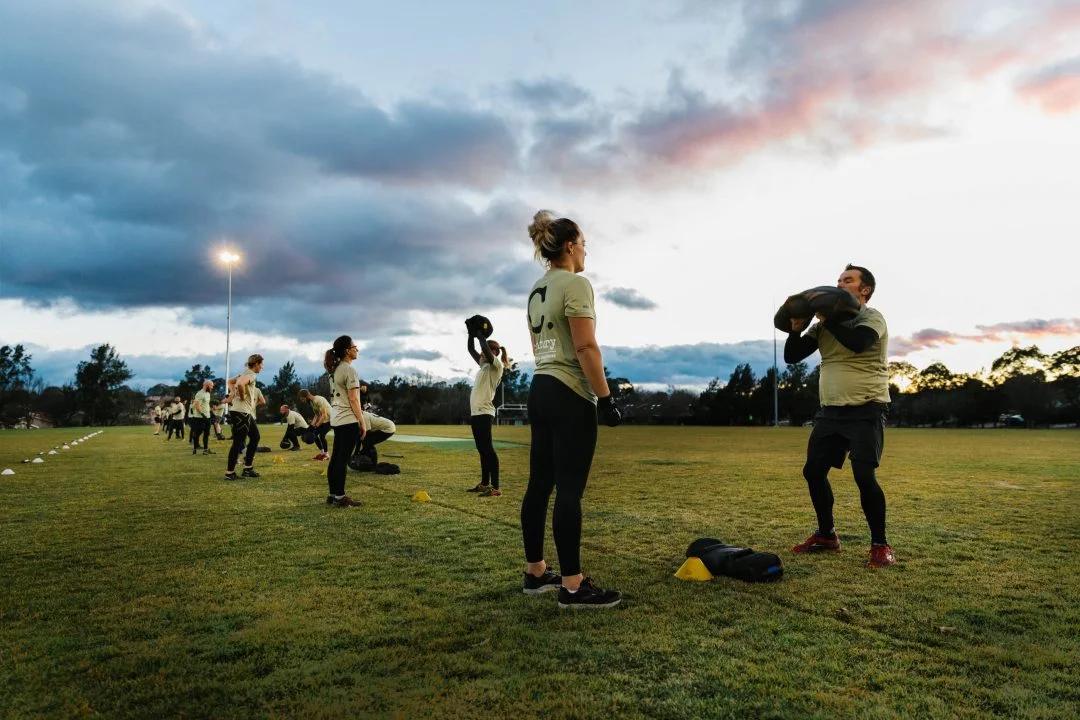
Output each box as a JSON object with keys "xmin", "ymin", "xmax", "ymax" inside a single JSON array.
[{"xmin": 324, "ymin": 335, "xmax": 353, "ymax": 374}]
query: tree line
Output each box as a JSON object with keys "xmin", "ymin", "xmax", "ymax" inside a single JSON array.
[{"xmin": 2, "ymin": 343, "xmax": 1077, "ymax": 429}]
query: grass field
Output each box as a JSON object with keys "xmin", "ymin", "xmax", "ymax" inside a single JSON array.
[{"xmin": 1, "ymin": 425, "xmax": 1078, "ymax": 719}]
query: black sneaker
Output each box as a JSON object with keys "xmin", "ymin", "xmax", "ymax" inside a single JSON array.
[
  {"xmin": 202, "ymin": 449, "xmax": 215, "ymax": 455},
  {"xmin": 330, "ymin": 495, "xmax": 363, "ymax": 507},
  {"xmin": 289, "ymin": 446, "xmax": 301, "ymax": 452},
  {"xmin": 241, "ymin": 468, "xmax": 261, "ymax": 478},
  {"xmin": 557, "ymin": 577, "xmax": 622, "ymax": 610},
  {"xmin": 522, "ymin": 570, "xmax": 562, "ymax": 596},
  {"xmin": 467, "ymin": 483, "xmax": 491, "ymax": 493},
  {"xmin": 224, "ymin": 472, "xmax": 237, "ymax": 481}
]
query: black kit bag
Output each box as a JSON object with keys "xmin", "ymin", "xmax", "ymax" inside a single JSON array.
[
  {"xmin": 686, "ymin": 538, "xmax": 784, "ymax": 582},
  {"xmin": 301, "ymin": 429, "xmax": 316, "ymax": 445},
  {"xmin": 774, "ymin": 285, "xmax": 861, "ymax": 332},
  {"xmin": 374, "ymin": 462, "xmax": 400, "ymax": 475}
]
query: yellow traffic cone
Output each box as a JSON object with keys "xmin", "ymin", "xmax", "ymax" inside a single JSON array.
[
  {"xmin": 674, "ymin": 557, "xmax": 714, "ymax": 582},
  {"xmin": 412, "ymin": 490, "xmax": 431, "ymax": 502},
  {"xmin": 273, "ymin": 455, "xmax": 285, "ymax": 464}
]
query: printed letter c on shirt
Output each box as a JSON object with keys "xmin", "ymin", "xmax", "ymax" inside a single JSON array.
[{"xmin": 528, "ymin": 286, "xmax": 548, "ymax": 334}]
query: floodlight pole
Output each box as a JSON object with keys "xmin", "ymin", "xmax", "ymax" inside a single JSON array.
[
  {"xmin": 224, "ymin": 262, "xmax": 233, "ymax": 414},
  {"xmin": 773, "ymin": 321, "xmax": 779, "ymax": 427}
]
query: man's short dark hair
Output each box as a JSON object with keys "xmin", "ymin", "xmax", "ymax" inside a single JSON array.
[{"xmin": 846, "ymin": 263, "xmax": 876, "ymax": 300}]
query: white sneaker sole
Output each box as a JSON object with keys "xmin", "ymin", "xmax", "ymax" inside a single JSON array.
[
  {"xmin": 558, "ymin": 597, "xmax": 622, "ymax": 609},
  {"xmin": 522, "ymin": 584, "xmax": 561, "ymax": 596}
]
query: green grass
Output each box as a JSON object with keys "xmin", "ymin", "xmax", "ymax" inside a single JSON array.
[{"xmin": 1, "ymin": 425, "xmax": 1077, "ymax": 719}]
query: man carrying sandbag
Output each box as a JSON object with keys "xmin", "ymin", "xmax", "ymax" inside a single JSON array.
[{"xmin": 783, "ymin": 264, "xmax": 897, "ymax": 569}]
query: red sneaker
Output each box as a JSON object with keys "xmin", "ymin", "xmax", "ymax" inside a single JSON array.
[
  {"xmin": 866, "ymin": 544, "xmax": 897, "ymax": 568},
  {"xmin": 792, "ymin": 532, "xmax": 841, "ymax": 553}
]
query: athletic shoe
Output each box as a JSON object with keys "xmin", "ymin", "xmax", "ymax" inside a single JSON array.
[
  {"xmin": 224, "ymin": 472, "xmax": 237, "ymax": 481},
  {"xmin": 467, "ymin": 483, "xmax": 491, "ymax": 493},
  {"xmin": 557, "ymin": 578, "xmax": 622, "ymax": 610},
  {"xmin": 522, "ymin": 570, "xmax": 562, "ymax": 596},
  {"xmin": 289, "ymin": 446, "xmax": 301, "ymax": 452},
  {"xmin": 241, "ymin": 468, "xmax": 261, "ymax": 478},
  {"xmin": 202, "ymin": 449, "xmax": 215, "ymax": 455},
  {"xmin": 313, "ymin": 452, "xmax": 328, "ymax": 461},
  {"xmin": 326, "ymin": 495, "xmax": 334, "ymax": 505},
  {"xmin": 866, "ymin": 544, "xmax": 897, "ymax": 569},
  {"xmin": 479, "ymin": 487, "xmax": 502, "ymax": 497},
  {"xmin": 792, "ymin": 532, "xmax": 842, "ymax": 553},
  {"xmin": 330, "ymin": 495, "xmax": 363, "ymax": 507}
]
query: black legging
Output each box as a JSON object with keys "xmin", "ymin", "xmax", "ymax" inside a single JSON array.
[
  {"xmin": 328, "ymin": 422, "xmax": 360, "ymax": 495},
  {"xmin": 358, "ymin": 430, "xmax": 394, "ymax": 464},
  {"xmin": 521, "ymin": 374, "xmax": 597, "ymax": 577},
  {"xmin": 190, "ymin": 418, "xmax": 210, "ymax": 450},
  {"xmin": 166, "ymin": 418, "xmax": 179, "ymax": 440},
  {"xmin": 312, "ymin": 424, "xmax": 330, "ymax": 453},
  {"xmin": 803, "ymin": 458, "xmax": 888, "ymax": 545},
  {"xmin": 227, "ymin": 412, "xmax": 259, "ymax": 471},
  {"xmin": 470, "ymin": 414, "xmax": 499, "ymax": 489}
]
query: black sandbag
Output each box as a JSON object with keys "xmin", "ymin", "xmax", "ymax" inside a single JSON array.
[
  {"xmin": 374, "ymin": 462, "xmax": 400, "ymax": 475},
  {"xmin": 466, "ymin": 314, "xmax": 494, "ymax": 338},
  {"xmin": 349, "ymin": 452, "xmax": 376, "ymax": 472},
  {"xmin": 774, "ymin": 285, "xmax": 860, "ymax": 332},
  {"xmin": 686, "ymin": 538, "xmax": 784, "ymax": 582}
]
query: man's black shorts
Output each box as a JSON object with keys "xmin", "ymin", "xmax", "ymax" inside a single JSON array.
[{"xmin": 806, "ymin": 402, "xmax": 888, "ymax": 469}]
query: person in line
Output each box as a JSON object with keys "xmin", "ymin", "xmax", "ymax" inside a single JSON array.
[
  {"xmin": 298, "ymin": 389, "xmax": 332, "ymax": 461},
  {"xmin": 223, "ymin": 354, "xmax": 265, "ymax": 481},
  {"xmin": 784, "ymin": 264, "xmax": 897, "ymax": 569},
  {"xmin": 190, "ymin": 380, "xmax": 214, "ymax": 455},
  {"xmin": 520, "ymin": 210, "xmax": 623, "ymax": 609},
  {"xmin": 465, "ymin": 322, "xmax": 507, "ymax": 497},
  {"xmin": 152, "ymin": 404, "xmax": 163, "ymax": 435},
  {"xmin": 166, "ymin": 396, "xmax": 185, "ymax": 440},
  {"xmin": 279, "ymin": 404, "xmax": 309, "ymax": 451},
  {"xmin": 210, "ymin": 400, "xmax": 225, "ymax": 440},
  {"xmin": 352, "ymin": 410, "xmax": 397, "ymax": 467},
  {"xmin": 325, "ymin": 336, "xmax": 367, "ymax": 507}
]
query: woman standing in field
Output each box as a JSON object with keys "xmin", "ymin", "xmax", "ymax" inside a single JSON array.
[
  {"xmin": 520, "ymin": 210, "xmax": 623, "ymax": 609},
  {"xmin": 325, "ymin": 336, "xmax": 367, "ymax": 507},
  {"xmin": 223, "ymin": 354, "xmax": 264, "ymax": 481},
  {"xmin": 465, "ymin": 324, "xmax": 508, "ymax": 497}
]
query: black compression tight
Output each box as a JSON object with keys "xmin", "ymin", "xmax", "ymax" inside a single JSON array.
[
  {"xmin": 470, "ymin": 414, "xmax": 499, "ymax": 489},
  {"xmin": 520, "ymin": 374, "xmax": 597, "ymax": 577},
  {"xmin": 803, "ymin": 458, "xmax": 887, "ymax": 544}
]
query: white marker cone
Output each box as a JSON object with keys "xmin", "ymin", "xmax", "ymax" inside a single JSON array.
[{"xmin": 1, "ymin": 469, "xmax": 14, "ymax": 475}]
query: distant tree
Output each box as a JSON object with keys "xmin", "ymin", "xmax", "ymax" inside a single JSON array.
[
  {"xmin": 989, "ymin": 346, "xmax": 1050, "ymax": 426},
  {"xmin": 0, "ymin": 344, "xmax": 36, "ymax": 426},
  {"xmin": 1048, "ymin": 346, "xmax": 1080, "ymax": 423},
  {"xmin": 74, "ymin": 344, "xmax": 134, "ymax": 425},
  {"xmin": 266, "ymin": 361, "xmax": 302, "ymax": 412},
  {"xmin": 177, "ymin": 364, "xmax": 215, "ymax": 399},
  {"xmin": 39, "ymin": 385, "xmax": 81, "ymax": 427}
]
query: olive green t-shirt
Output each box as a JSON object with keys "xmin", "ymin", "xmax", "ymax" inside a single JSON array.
[
  {"xmin": 247, "ymin": 386, "xmax": 264, "ymax": 418},
  {"xmin": 331, "ymin": 362, "xmax": 361, "ymax": 427},
  {"xmin": 192, "ymin": 389, "xmax": 212, "ymax": 419},
  {"xmin": 362, "ymin": 411, "xmax": 396, "ymax": 434},
  {"xmin": 310, "ymin": 395, "xmax": 331, "ymax": 424},
  {"xmin": 230, "ymin": 368, "xmax": 258, "ymax": 415},
  {"xmin": 527, "ymin": 268, "xmax": 597, "ymax": 404},
  {"xmin": 808, "ymin": 305, "xmax": 890, "ymax": 407},
  {"xmin": 470, "ymin": 355, "xmax": 504, "ymax": 416}
]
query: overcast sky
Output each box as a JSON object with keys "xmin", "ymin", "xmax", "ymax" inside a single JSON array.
[{"xmin": 2, "ymin": 0, "xmax": 1078, "ymax": 390}]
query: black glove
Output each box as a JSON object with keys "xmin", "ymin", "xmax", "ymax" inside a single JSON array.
[{"xmin": 597, "ymin": 395, "xmax": 622, "ymax": 427}]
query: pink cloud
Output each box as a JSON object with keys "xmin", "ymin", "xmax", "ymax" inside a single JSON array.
[{"xmin": 891, "ymin": 318, "xmax": 1080, "ymax": 356}]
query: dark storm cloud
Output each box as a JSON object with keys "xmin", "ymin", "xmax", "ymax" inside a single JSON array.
[
  {"xmin": 603, "ymin": 287, "xmax": 658, "ymax": 311},
  {"xmin": 0, "ymin": 1, "xmax": 528, "ymax": 330}
]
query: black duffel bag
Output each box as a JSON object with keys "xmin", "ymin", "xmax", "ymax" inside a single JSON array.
[
  {"xmin": 466, "ymin": 314, "xmax": 494, "ymax": 338},
  {"xmin": 686, "ymin": 537, "xmax": 783, "ymax": 582},
  {"xmin": 348, "ymin": 452, "xmax": 376, "ymax": 472}
]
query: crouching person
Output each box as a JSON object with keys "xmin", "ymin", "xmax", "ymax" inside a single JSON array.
[
  {"xmin": 279, "ymin": 404, "xmax": 309, "ymax": 451},
  {"xmin": 350, "ymin": 411, "xmax": 396, "ymax": 470}
]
